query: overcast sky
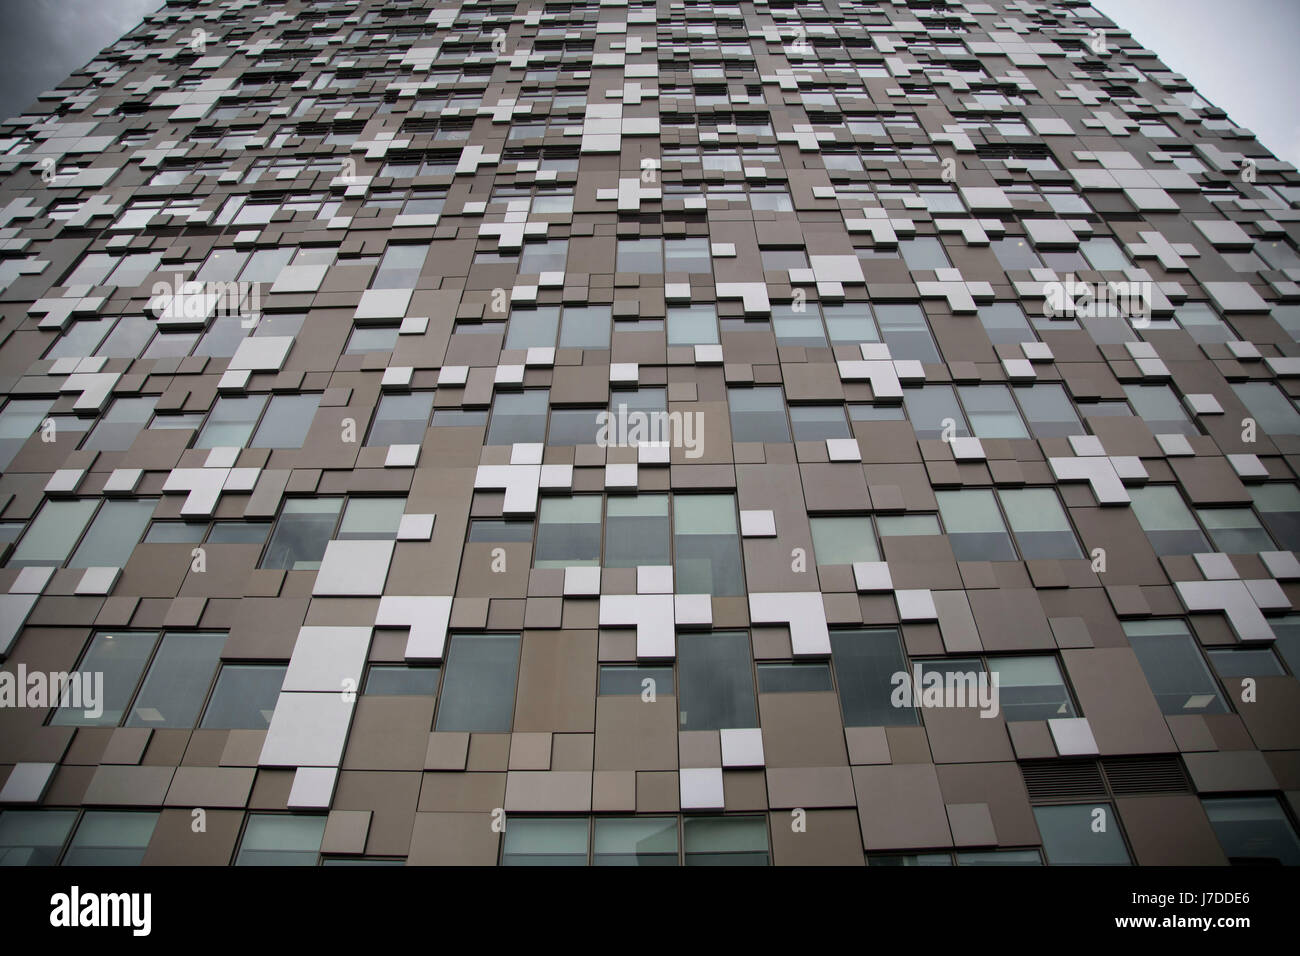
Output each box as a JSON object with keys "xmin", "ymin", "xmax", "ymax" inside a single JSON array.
[
  {"xmin": 0, "ymin": 0, "xmax": 1295, "ymax": 168},
  {"xmin": 1091, "ymin": 0, "xmax": 1300, "ymax": 167}
]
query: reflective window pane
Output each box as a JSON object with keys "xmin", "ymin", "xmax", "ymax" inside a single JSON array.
[
  {"xmin": 1125, "ymin": 619, "xmax": 1228, "ymax": 715},
  {"xmin": 434, "ymin": 634, "xmax": 521, "ymax": 732},
  {"xmin": 261, "ymin": 498, "xmax": 342, "ymax": 570},
  {"xmin": 677, "ymin": 631, "xmax": 757, "ymax": 731},
  {"xmin": 200, "ymin": 664, "xmax": 286, "ymax": 729},
  {"xmin": 831, "ymin": 628, "xmax": 917, "ymax": 727},
  {"xmin": 126, "ymin": 631, "xmax": 226, "ymax": 728},
  {"xmin": 1034, "ymin": 804, "xmax": 1131, "ymax": 865}
]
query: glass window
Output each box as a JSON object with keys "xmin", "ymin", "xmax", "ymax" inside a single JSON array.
[
  {"xmin": 241, "ymin": 248, "xmax": 295, "ymax": 285},
  {"xmin": 1202, "ymin": 796, "xmax": 1300, "ymax": 866},
  {"xmin": 810, "ymin": 516, "xmax": 878, "ymax": 565},
  {"xmin": 200, "ymin": 664, "xmax": 286, "ymax": 729},
  {"xmin": 822, "ymin": 302, "xmax": 878, "ymax": 345},
  {"xmin": 899, "ymin": 237, "xmax": 950, "ymax": 271},
  {"xmin": 1080, "ymin": 237, "xmax": 1130, "ymax": 271},
  {"xmin": 1013, "ymin": 384, "xmax": 1082, "ymax": 438},
  {"xmin": 831, "ymin": 628, "xmax": 917, "ymax": 727},
  {"xmin": 673, "ymin": 495, "xmax": 745, "ymax": 596},
  {"xmin": 667, "ymin": 306, "xmax": 719, "ymax": 346},
  {"xmin": 251, "ymin": 394, "xmax": 320, "ymax": 448},
  {"xmin": 68, "ymin": 498, "xmax": 155, "ymax": 569},
  {"xmin": 196, "ymin": 395, "xmax": 267, "ymax": 449},
  {"xmin": 125, "ymin": 631, "xmax": 225, "ymax": 728},
  {"xmin": 678, "ymin": 631, "xmax": 758, "ymax": 731},
  {"xmin": 1232, "ymin": 382, "xmax": 1300, "ymax": 436},
  {"xmin": 105, "ymin": 253, "xmax": 161, "ymax": 287},
  {"xmin": 594, "ymin": 817, "xmax": 678, "ymax": 866},
  {"xmin": 434, "ymin": 634, "xmax": 522, "ymax": 732},
  {"xmin": 991, "ymin": 237, "xmax": 1042, "ymax": 271},
  {"xmin": 194, "ymin": 314, "xmax": 252, "ymax": 359},
  {"xmin": 1123, "ymin": 385, "xmax": 1196, "ymax": 436},
  {"xmin": 64, "ymin": 252, "xmax": 117, "ymax": 286},
  {"xmin": 143, "ymin": 331, "xmax": 196, "ymax": 359},
  {"xmin": 534, "ymin": 496, "xmax": 601, "ymax": 568},
  {"xmin": 559, "ymin": 306, "xmax": 611, "ymax": 349},
  {"xmin": 1033, "ymin": 804, "xmax": 1131, "ymax": 865},
  {"xmin": 235, "ymin": 814, "xmax": 326, "ymax": 866},
  {"xmin": 987, "ymin": 656, "xmax": 1076, "ymax": 721},
  {"xmin": 486, "ymin": 390, "xmax": 549, "ymax": 445},
  {"xmin": 50, "ymin": 630, "xmax": 160, "ymax": 726},
  {"xmin": 1206, "ymin": 647, "xmax": 1285, "ymax": 678},
  {"xmin": 0, "ymin": 809, "xmax": 77, "ymax": 866},
  {"xmin": 206, "ymin": 522, "xmax": 269, "ymax": 545},
  {"xmin": 363, "ymin": 665, "xmax": 440, "ymax": 695},
  {"xmin": 504, "ymin": 307, "xmax": 559, "ymax": 350},
  {"xmin": 977, "ymin": 303, "xmax": 1034, "ymax": 345},
  {"xmin": 956, "ymin": 849, "xmax": 1043, "ymax": 866},
  {"xmin": 261, "ymin": 498, "xmax": 343, "ymax": 570},
  {"xmin": 959, "ymin": 385, "xmax": 1028, "ymax": 439},
  {"xmin": 501, "ymin": 817, "xmax": 588, "ymax": 866},
  {"xmin": 870, "ymin": 852, "xmax": 954, "ymax": 866},
  {"xmin": 773, "ymin": 304, "xmax": 827, "ymax": 347},
  {"xmin": 790, "ymin": 405, "xmax": 850, "ymax": 441},
  {"xmin": 337, "ymin": 497, "xmax": 406, "ymax": 540},
  {"xmin": 936, "ymin": 489, "xmax": 1016, "ymax": 561},
  {"xmin": 0, "ymin": 398, "xmax": 55, "ymax": 470},
  {"xmin": 904, "ymin": 386, "xmax": 968, "ymax": 439},
  {"xmin": 63, "ymin": 811, "xmax": 159, "ymax": 866},
  {"xmin": 1251, "ymin": 484, "xmax": 1300, "ymax": 551},
  {"xmin": 997, "ymin": 489, "xmax": 1082, "ymax": 559},
  {"xmin": 757, "ymin": 661, "xmax": 834, "ymax": 693},
  {"xmin": 367, "ymin": 393, "xmax": 432, "ymax": 446},
  {"xmin": 7, "ymin": 499, "xmax": 99, "ymax": 567},
  {"xmin": 728, "ymin": 387, "xmax": 790, "ymax": 442},
  {"xmin": 547, "ymin": 408, "xmax": 600, "ymax": 447},
  {"xmin": 605, "ymin": 495, "xmax": 670, "ymax": 567},
  {"xmin": 683, "ymin": 816, "xmax": 769, "ymax": 866},
  {"xmin": 82, "ymin": 397, "xmax": 157, "ymax": 451},
  {"xmin": 346, "ymin": 325, "xmax": 399, "ymax": 354},
  {"xmin": 1175, "ymin": 302, "xmax": 1234, "ymax": 344},
  {"xmin": 876, "ymin": 514, "xmax": 942, "ymax": 537},
  {"xmin": 467, "ymin": 519, "xmax": 534, "ymax": 543},
  {"xmin": 875, "ymin": 304, "xmax": 940, "ymax": 363},
  {"xmin": 1196, "ymin": 507, "xmax": 1273, "ymax": 552},
  {"xmin": 598, "ymin": 665, "xmax": 674, "ymax": 696},
  {"xmin": 519, "ymin": 240, "xmax": 568, "ymax": 274},
  {"xmin": 371, "ymin": 243, "xmax": 428, "ymax": 288},
  {"xmin": 616, "ymin": 239, "xmax": 662, "ymax": 273},
  {"xmin": 1124, "ymin": 619, "xmax": 1228, "ymax": 715},
  {"xmin": 665, "ymin": 238, "xmax": 711, "ymax": 274},
  {"xmin": 1129, "ymin": 487, "xmax": 1210, "ymax": 555}
]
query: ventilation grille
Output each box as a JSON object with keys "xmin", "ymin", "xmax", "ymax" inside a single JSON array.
[
  {"xmin": 1102, "ymin": 756, "xmax": 1191, "ymax": 796},
  {"xmin": 1021, "ymin": 760, "xmax": 1106, "ymax": 801}
]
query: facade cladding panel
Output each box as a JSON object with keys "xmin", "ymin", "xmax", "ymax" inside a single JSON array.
[{"xmin": 0, "ymin": 0, "xmax": 1296, "ymax": 869}]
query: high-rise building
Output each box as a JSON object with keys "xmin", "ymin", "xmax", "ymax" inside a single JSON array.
[{"xmin": 0, "ymin": 0, "xmax": 1297, "ymax": 869}]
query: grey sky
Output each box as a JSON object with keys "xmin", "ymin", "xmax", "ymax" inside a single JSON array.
[
  {"xmin": 0, "ymin": 0, "xmax": 162, "ymax": 121},
  {"xmin": 1092, "ymin": 0, "xmax": 1300, "ymax": 167},
  {"xmin": 0, "ymin": 0, "xmax": 1295, "ymax": 169}
]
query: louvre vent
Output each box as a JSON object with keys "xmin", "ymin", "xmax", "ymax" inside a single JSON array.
[
  {"xmin": 1102, "ymin": 756, "xmax": 1191, "ymax": 796},
  {"xmin": 1021, "ymin": 760, "xmax": 1106, "ymax": 801}
]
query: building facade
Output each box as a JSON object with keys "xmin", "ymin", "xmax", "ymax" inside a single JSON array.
[{"xmin": 0, "ymin": 0, "xmax": 1298, "ymax": 866}]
